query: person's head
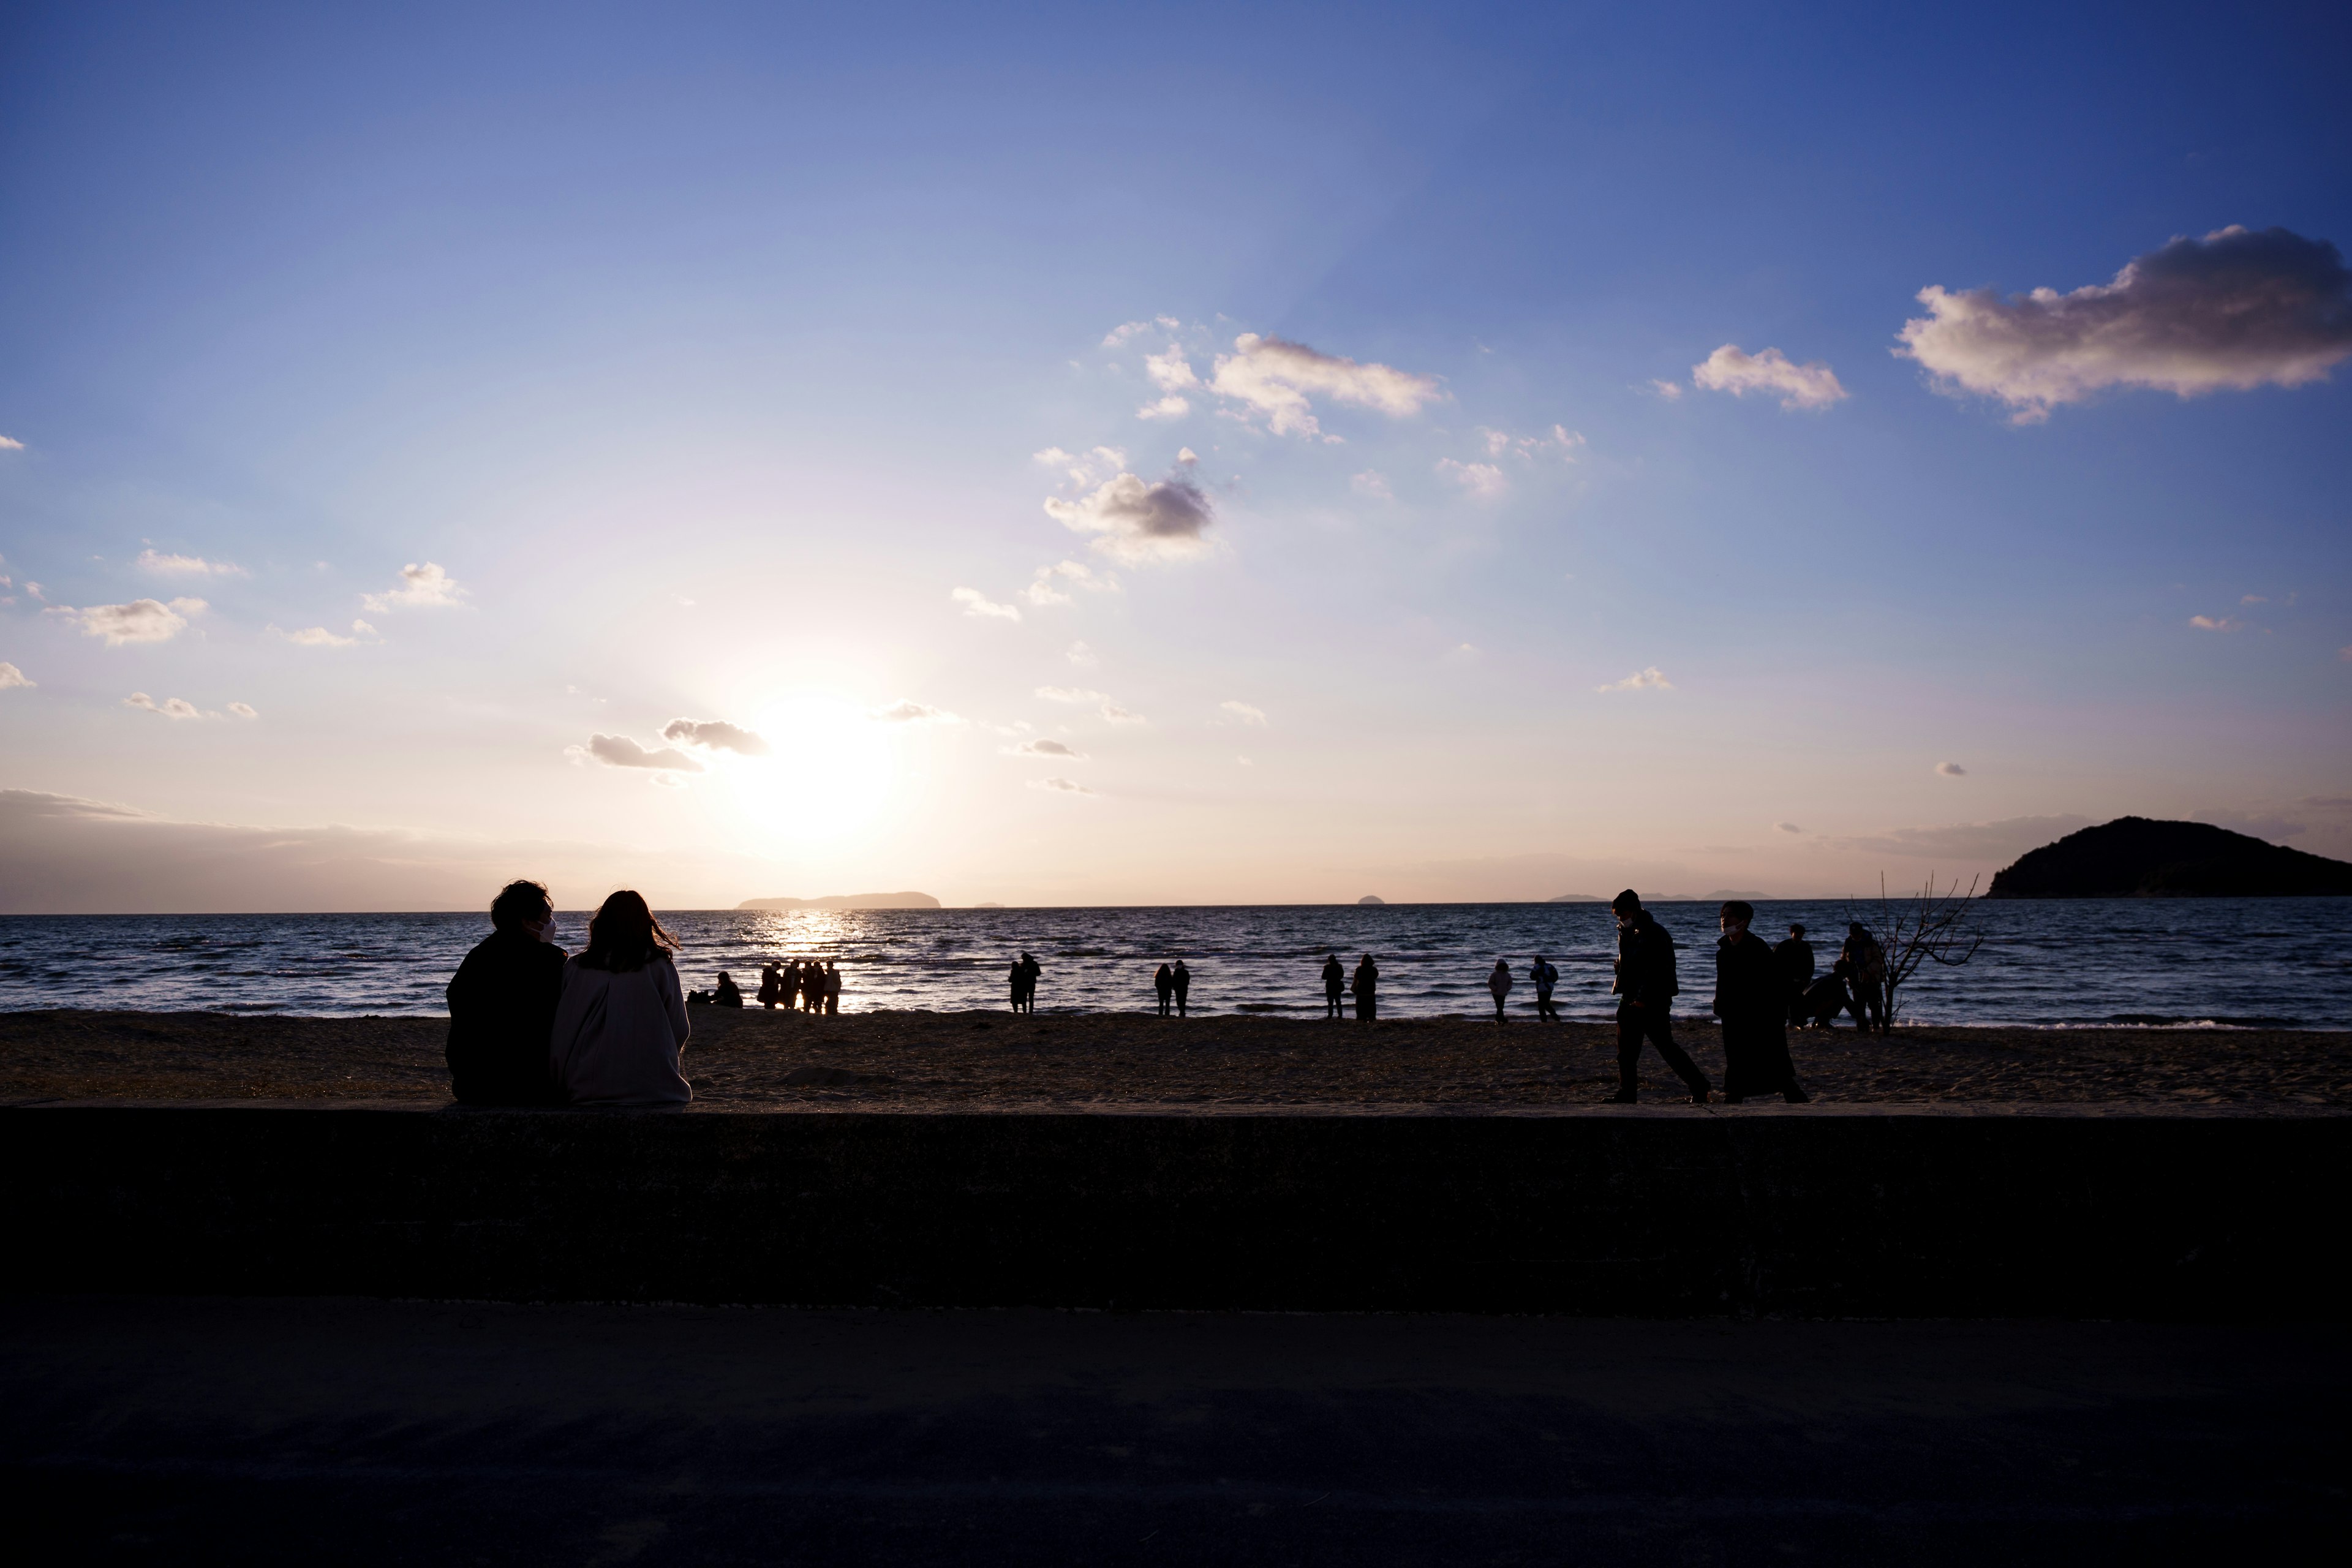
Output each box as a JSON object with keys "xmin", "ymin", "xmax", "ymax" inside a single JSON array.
[
  {"xmin": 490, "ymin": 879, "xmax": 553, "ymax": 935},
  {"xmin": 717, "ymin": 971, "xmax": 733, "ymax": 984},
  {"xmin": 578, "ymin": 889, "xmax": 679, "ymax": 973},
  {"xmin": 1719, "ymin": 900, "xmax": 1754, "ymax": 937},
  {"xmin": 1789, "ymin": 922, "xmax": 1806, "ymax": 939},
  {"xmin": 1536, "ymin": 953, "xmax": 1548, "ymax": 963},
  {"xmin": 1849, "ymin": 921, "xmax": 1868, "ymax": 937},
  {"xmin": 1611, "ymin": 889, "xmax": 1642, "ymax": 927}
]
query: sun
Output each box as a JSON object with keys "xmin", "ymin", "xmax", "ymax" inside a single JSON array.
[{"xmin": 730, "ymin": 694, "xmax": 899, "ymax": 839}]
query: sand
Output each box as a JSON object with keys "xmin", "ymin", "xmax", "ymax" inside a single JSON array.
[{"xmin": 3, "ymin": 1006, "xmax": 2346, "ymax": 1109}]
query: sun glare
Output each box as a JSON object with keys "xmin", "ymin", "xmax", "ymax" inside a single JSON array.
[{"xmin": 733, "ymin": 695, "xmax": 899, "ymax": 839}]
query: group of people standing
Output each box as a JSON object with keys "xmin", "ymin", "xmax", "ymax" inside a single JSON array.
[{"xmin": 739, "ymin": 957, "xmax": 842, "ymax": 1014}]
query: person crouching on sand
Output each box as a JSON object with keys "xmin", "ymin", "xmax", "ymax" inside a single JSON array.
[
  {"xmin": 549, "ymin": 890, "xmax": 691, "ymax": 1107},
  {"xmin": 445, "ymin": 878, "xmax": 567, "ymax": 1106},
  {"xmin": 1487, "ymin": 959, "xmax": 1513, "ymax": 1023}
]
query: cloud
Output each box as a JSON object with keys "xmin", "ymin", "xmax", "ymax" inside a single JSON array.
[
  {"xmin": 1936, "ymin": 761, "xmax": 1967, "ymax": 777},
  {"xmin": 870, "ymin": 699, "xmax": 961, "ymax": 725},
  {"xmin": 1035, "ymin": 686, "xmax": 1110, "ymax": 704},
  {"xmin": 661, "ymin": 717, "xmax": 769, "ymax": 756},
  {"xmin": 0, "ymin": 663, "xmax": 31, "ymax": 690},
  {"xmin": 1034, "ymin": 445, "xmax": 1127, "ymax": 487},
  {"xmin": 1043, "ymin": 470, "xmax": 1215, "ymax": 563},
  {"xmin": 0, "ymin": 434, "xmax": 22, "ymax": 450},
  {"xmin": 1065, "ymin": 640, "xmax": 1096, "ymax": 665},
  {"xmin": 1021, "ymin": 559, "xmax": 1120, "ymax": 607},
  {"xmin": 1137, "ymin": 395, "xmax": 1191, "ymax": 420},
  {"xmin": 1207, "ymin": 333, "xmax": 1444, "ymax": 438},
  {"xmin": 1099, "ymin": 701, "xmax": 1145, "ymax": 724},
  {"xmin": 1596, "ymin": 666, "xmax": 1673, "ymax": 693},
  {"xmin": 1220, "ymin": 700, "xmax": 1268, "ymax": 726},
  {"xmin": 1649, "ymin": 379, "xmax": 1684, "ymax": 401},
  {"xmin": 1236, "ymin": 755, "xmax": 1254, "ymax": 767},
  {"xmin": 1479, "ymin": 424, "xmax": 1586, "ymax": 461},
  {"xmin": 1836, "ymin": 813, "xmax": 2094, "ymax": 862},
  {"xmin": 568, "ymin": 734, "xmax": 706, "ymax": 773},
  {"xmin": 1031, "ymin": 776, "xmax": 1093, "ymax": 794},
  {"xmin": 1351, "ymin": 470, "xmax": 1393, "ymax": 500},
  {"xmin": 1102, "ymin": 315, "xmax": 1181, "ymax": 347},
  {"xmin": 135, "ymin": 549, "xmax": 247, "ymax": 578},
  {"xmin": 1692, "ymin": 345, "xmax": 1848, "ymax": 410},
  {"xmin": 951, "ymin": 586, "xmax": 1022, "ymax": 621},
  {"xmin": 1436, "ymin": 458, "xmax": 1509, "ymax": 498},
  {"xmin": 1776, "ymin": 822, "xmax": 1803, "ymax": 834},
  {"xmin": 123, "ymin": 692, "xmax": 202, "ymax": 720},
  {"xmin": 1144, "ymin": 347, "xmax": 1200, "ymax": 393},
  {"xmin": 279, "ymin": 619, "xmax": 377, "ymax": 648},
  {"xmin": 1895, "ymin": 227, "xmax": 2352, "ymax": 423},
  {"xmin": 2188, "ymin": 614, "xmax": 2244, "ymax": 632},
  {"xmin": 53, "ymin": 597, "xmax": 205, "ymax": 646},
  {"xmin": 360, "ymin": 562, "xmax": 466, "ymax": 612},
  {"xmin": 1008, "ymin": 738, "xmax": 1085, "ymax": 758},
  {"xmin": 227, "ymin": 702, "xmax": 258, "ymax": 719}
]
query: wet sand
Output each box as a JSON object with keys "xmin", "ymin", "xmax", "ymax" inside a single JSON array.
[{"xmin": 4, "ymin": 1006, "xmax": 2346, "ymax": 1109}]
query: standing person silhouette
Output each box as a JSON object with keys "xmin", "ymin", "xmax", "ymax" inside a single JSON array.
[
  {"xmin": 1011, "ymin": 951, "xmax": 1041, "ymax": 1014},
  {"xmin": 823, "ymin": 959, "xmax": 842, "ymax": 1016},
  {"xmin": 1713, "ymin": 901, "xmax": 1807, "ymax": 1103},
  {"xmin": 1774, "ymin": 924, "xmax": 1816, "ymax": 1028},
  {"xmin": 756, "ymin": 961, "xmax": 783, "ymax": 1011},
  {"xmin": 1171, "ymin": 960, "xmax": 1191, "ymax": 1017},
  {"xmin": 1487, "ymin": 959, "xmax": 1513, "ymax": 1022},
  {"xmin": 1606, "ymin": 891, "xmax": 1711, "ymax": 1104},
  {"xmin": 1321, "ymin": 954, "xmax": 1346, "ymax": 1019},
  {"xmin": 1842, "ymin": 923, "xmax": 1887, "ymax": 1034},
  {"xmin": 1529, "ymin": 954, "xmax": 1561, "ymax": 1022},
  {"xmin": 1351, "ymin": 954, "xmax": 1379, "ymax": 1020},
  {"xmin": 1153, "ymin": 963, "xmax": 1174, "ymax": 1016}
]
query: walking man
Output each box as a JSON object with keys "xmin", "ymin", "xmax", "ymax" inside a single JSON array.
[
  {"xmin": 1714, "ymin": 901, "xmax": 1808, "ymax": 1103},
  {"xmin": 1841, "ymin": 923, "xmax": 1887, "ymax": 1034},
  {"xmin": 1321, "ymin": 954, "xmax": 1346, "ymax": 1019},
  {"xmin": 1774, "ymin": 923, "xmax": 1815, "ymax": 1027},
  {"xmin": 1487, "ymin": 959, "xmax": 1513, "ymax": 1022},
  {"xmin": 1529, "ymin": 954, "xmax": 1561, "ymax": 1022},
  {"xmin": 1352, "ymin": 954, "xmax": 1379, "ymax": 1020},
  {"xmin": 1606, "ymin": 890, "xmax": 1711, "ymax": 1104},
  {"xmin": 1171, "ymin": 959, "xmax": 1191, "ymax": 1017}
]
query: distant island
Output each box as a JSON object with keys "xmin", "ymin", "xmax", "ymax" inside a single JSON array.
[
  {"xmin": 737, "ymin": 891, "xmax": 942, "ymax": 911},
  {"xmin": 1357, "ymin": 895, "xmax": 1385, "ymax": 906},
  {"xmin": 1986, "ymin": 817, "xmax": 2352, "ymax": 899},
  {"xmin": 1547, "ymin": 893, "xmax": 1604, "ymax": 903}
]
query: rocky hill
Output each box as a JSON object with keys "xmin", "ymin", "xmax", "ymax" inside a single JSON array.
[{"xmin": 1986, "ymin": 817, "xmax": 2352, "ymax": 898}]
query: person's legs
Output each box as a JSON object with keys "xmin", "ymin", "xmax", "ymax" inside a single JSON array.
[
  {"xmin": 1612, "ymin": 1008, "xmax": 1644, "ymax": 1099},
  {"xmin": 1177, "ymin": 994, "xmax": 1186, "ymax": 1017},
  {"xmin": 1642, "ymin": 1009, "xmax": 1711, "ymax": 1100}
]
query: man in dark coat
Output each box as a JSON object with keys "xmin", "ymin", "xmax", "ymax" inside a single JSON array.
[
  {"xmin": 1154, "ymin": 963, "xmax": 1175, "ymax": 1016},
  {"xmin": 1351, "ymin": 954, "xmax": 1379, "ymax": 1020},
  {"xmin": 1170, "ymin": 960, "xmax": 1191, "ymax": 1017},
  {"xmin": 1607, "ymin": 891, "xmax": 1710, "ymax": 1103},
  {"xmin": 1774, "ymin": 923, "xmax": 1815, "ymax": 1027},
  {"xmin": 1714, "ymin": 902, "xmax": 1808, "ymax": 1103},
  {"xmin": 1321, "ymin": 954, "xmax": 1346, "ymax": 1019},
  {"xmin": 445, "ymin": 879, "xmax": 567, "ymax": 1106}
]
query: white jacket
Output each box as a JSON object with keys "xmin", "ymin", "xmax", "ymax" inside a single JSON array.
[{"xmin": 549, "ymin": 955, "xmax": 692, "ymax": 1106}]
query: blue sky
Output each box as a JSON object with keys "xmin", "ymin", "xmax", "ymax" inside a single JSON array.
[{"xmin": 2, "ymin": 1, "xmax": 2347, "ymax": 910}]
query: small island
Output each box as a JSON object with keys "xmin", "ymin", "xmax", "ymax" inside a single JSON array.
[
  {"xmin": 737, "ymin": 891, "xmax": 942, "ymax": 911},
  {"xmin": 1987, "ymin": 816, "xmax": 2352, "ymax": 899}
]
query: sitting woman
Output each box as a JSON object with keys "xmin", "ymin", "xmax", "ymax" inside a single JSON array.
[
  {"xmin": 714, "ymin": 971, "xmax": 744, "ymax": 1008},
  {"xmin": 549, "ymin": 890, "xmax": 692, "ymax": 1106}
]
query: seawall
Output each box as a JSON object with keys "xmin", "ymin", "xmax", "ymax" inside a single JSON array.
[{"xmin": 5, "ymin": 1104, "xmax": 2342, "ymax": 1317}]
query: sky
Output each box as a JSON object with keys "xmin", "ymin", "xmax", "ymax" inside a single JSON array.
[{"xmin": 2, "ymin": 0, "xmax": 2348, "ymax": 912}]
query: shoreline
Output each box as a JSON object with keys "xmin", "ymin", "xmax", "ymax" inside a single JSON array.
[{"xmin": 6, "ymin": 1006, "xmax": 2346, "ymax": 1111}]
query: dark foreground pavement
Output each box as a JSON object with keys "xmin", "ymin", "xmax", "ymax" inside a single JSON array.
[{"xmin": 2, "ymin": 1297, "xmax": 2343, "ymax": 1566}]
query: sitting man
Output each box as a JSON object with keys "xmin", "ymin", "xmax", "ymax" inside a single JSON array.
[
  {"xmin": 1795, "ymin": 965, "xmax": 1856, "ymax": 1030},
  {"xmin": 445, "ymin": 879, "xmax": 568, "ymax": 1105},
  {"xmin": 714, "ymin": 971, "xmax": 744, "ymax": 1008}
]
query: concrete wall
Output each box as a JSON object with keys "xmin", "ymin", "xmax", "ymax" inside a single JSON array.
[{"xmin": 5, "ymin": 1106, "xmax": 2342, "ymax": 1317}]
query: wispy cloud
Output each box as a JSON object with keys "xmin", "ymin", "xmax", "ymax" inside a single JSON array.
[
  {"xmin": 1897, "ymin": 226, "xmax": 2352, "ymax": 423},
  {"xmin": 1207, "ymin": 333, "xmax": 1443, "ymax": 439},
  {"xmin": 1007, "ymin": 737, "xmax": 1085, "ymax": 758},
  {"xmin": 870, "ymin": 699, "xmax": 961, "ymax": 724},
  {"xmin": 952, "ymin": 586, "xmax": 1022, "ymax": 621},
  {"xmin": 1478, "ymin": 424, "xmax": 1586, "ymax": 461},
  {"xmin": 1031, "ymin": 775, "xmax": 1094, "ymax": 795},
  {"xmin": 123, "ymin": 692, "xmax": 203, "ymax": 720},
  {"xmin": 1035, "ymin": 686, "xmax": 1110, "ymax": 704},
  {"xmin": 0, "ymin": 434, "xmax": 23, "ymax": 450},
  {"xmin": 1219, "ymin": 700, "xmax": 1267, "ymax": 726},
  {"xmin": 0, "ymin": 663, "xmax": 32, "ymax": 690},
  {"xmin": 1065, "ymin": 640, "xmax": 1096, "ymax": 665},
  {"xmin": 1692, "ymin": 345, "xmax": 1847, "ymax": 410},
  {"xmin": 1649, "ymin": 379, "xmax": 1684, "ymax": 401},
  {"xmin": 277, "ymin": 619, "xmax": 376, "ymax": 648},
  {"xmin": 1138, "ymin": 349, "xmax": 1199, "ymax": 418},
  {"xmin": 228, "ymin": 702, "xmax": 258, "ymax": 719},
  {"xmin": 136, "ymin": 549, "xmax": 247, "ymax": 578},
  {"xmin": 1351, "ymin": 470, "xmax": 1393, "ymax": 500},
  {"xmin": 1033, "ymin": 445, "xmax": 1127, "ymax": 487},
  {"xmin": 1436, "ymin": 458, "xmax": 1508, "ymax": 498},
  {"xmin": 1596, "ymin": 666, "xmax": 1673, "ymax": 693},
  {"xmin": 2188, "ymin": 614, "xmax": 2244, "ymax": 632},
  {"xmin": 1936, "ymin": 761, "xmax": 1967, "ymax": 777},
  {"xmin": 565, "ymin": 734, "xmax": 705, "ymax": 773},
  {"xmin": 1837, "ymin": 814, "xmax": 2092, "ymax": 861},
  {"xmin": 1102, "ymin": 315, "xmax": 1181, "ymax": 347},
  {"xmin": 1776, "ymin": 822, "xmax": 1803, "ymax": 834},
  {"xmin": 661, "ymin": 717, "xmax": 769, "ymax": 755},
  {"xmin": 51, "ymin": 597, "xmax": 205, "ymax": 646},
  {"xmin": 1022, "ymin": 559, "xmax": 1120, "ymax": 607},
  {"xmin": 361, "ymin": 562, "xmax": 466, "ymax": 612}
]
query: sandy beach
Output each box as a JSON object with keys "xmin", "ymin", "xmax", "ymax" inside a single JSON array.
[{"xmin": 4, "ymin": 1006, "xmax": 2346, "ymax": 1110}]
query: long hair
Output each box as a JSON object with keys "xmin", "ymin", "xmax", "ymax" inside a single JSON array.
[{"xmin": 578, "ymin": 889, "xmax": 679, "ymax": 973}]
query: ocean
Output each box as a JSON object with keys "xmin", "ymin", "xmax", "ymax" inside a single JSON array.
[{"xmin": 1, "ymin": 898, "xmax": 2346, "ymax": 1028}]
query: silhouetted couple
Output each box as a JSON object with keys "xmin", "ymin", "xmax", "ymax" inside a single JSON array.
[
  {"xmin": 1153, "ymin": 960, "xmax": 1191, "ymax": 1016},
  {"xmin": 446, "ymin": 881, "xmax": 690, "ymax": 1108},
  {"xmin": 1009, "ymin": 951, "xmax": 1041, "ymax": 1013}
]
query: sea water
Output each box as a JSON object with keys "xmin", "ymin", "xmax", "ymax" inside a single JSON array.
[{"xmin": 1, "ymin": 899, "xmax": 2345, "ymax": 1027}]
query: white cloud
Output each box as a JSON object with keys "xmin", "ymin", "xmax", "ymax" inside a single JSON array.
[
  {"xmin": 1065, "ymin": 640, "xmax": 1096, "ymax": 665},
  {"xmin": 1177, "ymin": 447, "xmax": 1198, "ymax": 466},
  {"xmin": 1031, "ymin": 776, "xmax": 1094, "ymax": 795},
  {"xmin": 1220, "ymin": 700, "xmax": 1268, "ymax": 726},
  {"xmin": 1649, "ymin": 379, "xmax": 1685, "ymax": 401},
  {"xmin": 1207, "ymin": 333, "xmax": 1444, "ymax": 439},
  {"xmin": 1896, "ymin": 226, "xmax": 2352, "ymax": 423},
  {"xmin": 1436, "ymin": 459, "xmax": 1509, "ymax": 498},
  {"xmin": 2188, "ymin": 614, "xmax": 2244, "ymax": 633},
  {"xmin": 136, "ymin": 549, "xmax": 247, "ymax": 578},
  {"xmin": 1035, "ymin": 685, "xmax": 1110, "ymax": 704},
  {"xmin": 1033, "ymin": 445, "xmax": 1128, "ymax": 487},
  {"xmin": 0, "ymin": 434, "xmax": 22, "ymax": 450},
  {"xmin": 1022, "ymin": 559, "xmax": 1120, "ymax": 606},
  {"xmin": 228, "ymin": 702, "xmax": 258, "ymax": 719},
  {"xmin": 54, "ymin": 597, "xmax": 205, "ymax": 646},
  {"xmin": 1596, "ymin": 666, "xmax": 1673, "ymax": 693},
  {"xmin": 952, "ymin": 586, "xmax": 1022, "ymax": 621},
  {"xmin": 661, "ymin": 717, "xmax": 769, "ymax": 756},
  {"xmin": 278, "ymin": 619, "xmax": 375, "ymax": 648},
  {"xmin": 1099, "ymin": 701, "xmax": 1145, "ymax": 724},
  {"xmin": 361, "ymin": 562, "xmax": 466, "ymax": 612},
  {"xmin": 1008, "ymin": 738, "xmax": 1085, "ymax": 758},
  {"xmin": 1043, "ymin": 470, "xmax": 1215, "ymax": 563},
  {"xmin": 1936, "ymin": 762, "xmax": 1967, "ymax": 777},
  {"xmin": 1101, "ymin": 315, "xmax": 1182, "ymax": 348},
  {"xmin": 1136, "ymin": 394, "xmax": 1191, "ymax": 421},
  {"xmin": 124, "ymin": 692, "xmax": 203, "ymax": 720},
  {"xmin": 567, "ymin": 734, "xmax": 706, "ymax": 773},
  {"xmin": 1692, "ymin": 345, "xmax": 1848, "ymax": 410},
  {"xmin": 1488, "ymin": 424, "xmax": 1585, "ymax": 461},
  {"xmin": 1351, "ymin": 470, "xmax": 1393, "ymax": 500},
  {"xmin": 870, "ymin": 699, "xmax": 961, "ymax": 724},
  {"xmin": 0, "ymin": 663, "xmax": 31, "ymax": 690},
  {"xmin": 1144, "ymin": 347, "xmax": 1200, "ymax": 393}
]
